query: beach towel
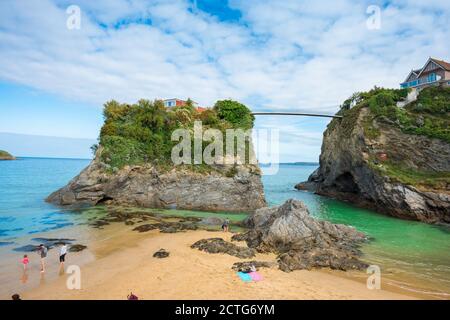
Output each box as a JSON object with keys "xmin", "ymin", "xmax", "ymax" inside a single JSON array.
[
  {"xmin": 249, "ymin": 271, "xmax": 263, "ymax": 281},
  {"xmin": 237, "ymin": 272, "xmax": 252, "ymax": 282}
]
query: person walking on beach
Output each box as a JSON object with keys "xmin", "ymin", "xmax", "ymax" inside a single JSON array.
[
  {"xmin": 21, "ymin": 254, "xmax": 29, "ymax": 271},
  {"xmin": 37, "ymin": 244, "xmax": 48, "ymax": 273},
  {"xmin": 59, "ymin": 243, "xmax": 67, "ymax": 269},
  {"xmin": 222, "ymin": 218, "xmax": 230, "ymax": 232},
  {"xmin": 59, "ymin": 243, "xmax": 68, "ymax": 263}
]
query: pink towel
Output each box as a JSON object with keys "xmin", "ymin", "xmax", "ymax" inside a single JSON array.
[{"xmin": 249, "ymin": 271, "xmax": 263, "ymax": 281}]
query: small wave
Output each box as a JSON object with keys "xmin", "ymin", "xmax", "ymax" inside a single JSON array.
[
  {"xmin": 0, "ymin": 241, "xmax": 15, "ymax": 247},
  {"xmin": 386, "ymin": 278, "xmax": 450, "ymax": 298}
]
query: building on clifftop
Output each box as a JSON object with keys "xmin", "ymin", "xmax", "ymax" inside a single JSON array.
[
  {"xmin": 400, "ymin": 57, "xmax": 450, "ymax": 89},
  {"xmin": 163, "ymin": 98, "xmax": 206, "ymax": 113}
]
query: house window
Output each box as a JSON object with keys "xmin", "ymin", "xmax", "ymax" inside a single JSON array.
[{"xmin": 428, "ymin": 73, "xmax": 436, "ymax": 83}]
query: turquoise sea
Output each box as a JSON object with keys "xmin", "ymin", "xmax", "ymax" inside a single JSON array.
[{"xmin": 0, "ymin": 158, "xmax": 449, "ymax": 296}]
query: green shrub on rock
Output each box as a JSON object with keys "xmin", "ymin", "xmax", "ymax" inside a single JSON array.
[
  {"xmin": 97, "ymin": 98, "xmax": 255, "ymax": 171},
  {"xmin": 213, "ymin": 100, "xmax": 254, "ymax": 130}
]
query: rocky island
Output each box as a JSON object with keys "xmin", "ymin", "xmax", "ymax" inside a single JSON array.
[
  {"xmin": 47, "ymin": 99, "xmax": 266, "ymax": 212},
  {"xmin": 0, "ymin": 150, "xmax": 16, "ymax": 160},
  {"xmin": 296, "ymin": 86, "xmax": 450, "ymax": 224}
]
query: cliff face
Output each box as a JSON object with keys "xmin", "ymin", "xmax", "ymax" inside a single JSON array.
[
  {"xmin": 47, "ymin": 155, "xmax": 266, "ymax": 213},
  {"xmin": 296, "ymin": 98, "xmax": 450, "ymax": 224}
]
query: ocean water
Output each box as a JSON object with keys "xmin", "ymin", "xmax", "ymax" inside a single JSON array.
[
  {"xmin": 0, "ymin": 157, "xmax": 90, "ymax": 240},
  {"xmin": 262, "ymin": 164, "xmax": 450, "ymax": 296},
  {"xmin": 0, "ymin": 158, "xmax": 449, "ymax": 296}
]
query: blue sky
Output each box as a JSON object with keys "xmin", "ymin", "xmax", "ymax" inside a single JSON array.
[{"xmin": 0, "ymin": 0, "xmax": 449, "ymax": 160}]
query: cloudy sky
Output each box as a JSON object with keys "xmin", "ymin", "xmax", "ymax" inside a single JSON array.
[{"xmin": 0, "ymin": 0, "xmax": 449, "ymax": 161}]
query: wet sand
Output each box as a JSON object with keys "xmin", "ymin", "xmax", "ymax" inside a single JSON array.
[{"xmin": 9, "ymin": 226, "xmax": 418, "ymax": 300}]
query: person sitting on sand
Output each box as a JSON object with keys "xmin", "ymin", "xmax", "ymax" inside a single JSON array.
[
  {"xmin": 21, "ymin": 254, "xmax": 29, "ymax": 271},
  {"xmin": 37, "ymin": 244, "xmax": 48, "ymax": 273}
]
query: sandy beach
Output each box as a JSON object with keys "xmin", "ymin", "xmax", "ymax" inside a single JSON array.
[{"xmin": 11, "ymin": 225, "xmax": 418, "ymax": 300}]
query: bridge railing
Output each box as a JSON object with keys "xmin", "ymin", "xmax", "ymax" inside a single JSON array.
[{"xmin": 251, "ymin": 112, "xmax": 342, "ymax": 119}]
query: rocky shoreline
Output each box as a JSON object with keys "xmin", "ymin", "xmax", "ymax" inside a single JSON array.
[
  {"xmin": 46, "ymin": 155, "xmax": 266, "ymax": 213},
  {"xmin": 55, "ymin": 198, "xmax": 369, "ymax": 273},
  {"xmin": 15, "ymin": 227, "xmax": 414, "ymax": 300}
]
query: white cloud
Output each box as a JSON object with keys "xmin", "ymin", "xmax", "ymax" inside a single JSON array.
[{"xmin": 0, "ymin": 0, "xmax": 449, "ymax": 160}]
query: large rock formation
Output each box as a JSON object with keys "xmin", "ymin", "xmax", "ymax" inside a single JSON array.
[
  {"xmin": 236, "ymin": 199, "xmax": 368, "ymax": 271},
  {"xmin": 296, "ymin": 106, "xmax": 450, "ymax": 224},
  {"xmin": 46, "ymin": 155, "xmax": 266, "ymax": 213}
]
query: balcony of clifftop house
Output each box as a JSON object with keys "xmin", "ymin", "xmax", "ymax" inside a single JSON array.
[{"xmin": 400, "ymin": 57, "xmax": 450, "ymax": 90}]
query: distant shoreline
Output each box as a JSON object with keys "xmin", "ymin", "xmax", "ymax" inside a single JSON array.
[
  {"xmin": 8, "ymin": 156, "xmax": 92, "ymax": 161},
  {"xmin": 5, "ymin": 158, "xmax": 318, "ymax": 165},
  {"xmin": 261, "ymin": 162, "xmax": 319, "ymax": 166}
]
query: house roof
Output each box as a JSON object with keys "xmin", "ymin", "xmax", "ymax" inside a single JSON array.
[
  {"xmin": 430, "ymin": 58, "xmax": 450, "ymax": 71},
  {"xmin": 403, "ymin": 69, "xmax": 420, "ymax": 83},
  {"xmin": 196, "ymin": 107, "xmax": 207, "ymax": 113},
  {"xmin": 402, "ymin": 57, "xmax": 450, "ymax": 83},
  {"xmin": 163, "ymin": 98, "xmax": 199, "ymax": 104},
  {"xmin": 416, "ymin": 57, "xmax": 450, "ymax": 78},
  {"xmin": 163, "ymin": 98, "xmax": 183, "ymax": 102}
]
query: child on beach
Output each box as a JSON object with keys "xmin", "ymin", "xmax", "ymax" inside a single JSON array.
[{"xmin": 21, "ymin": 255, "xmax": 29, "ymax": 271}]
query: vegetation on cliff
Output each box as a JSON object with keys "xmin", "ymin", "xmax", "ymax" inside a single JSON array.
[
  {"xmin": 94, "ymin": 98, "xmax": 254, "ymax": 171},
  {"xmin": 368, "ymin": 161, "xmax": 450, "ymax": 190},
  {"xmin": 0, "ymin": 150, "xmax": 15, "ymax": 160},
  {"xmin": 337, "ymin": 86, "xmax": 450, "ymax": 143},
  {"xmin": 333, "ymin": 86, "xmax": 450, "ymax": 190}
]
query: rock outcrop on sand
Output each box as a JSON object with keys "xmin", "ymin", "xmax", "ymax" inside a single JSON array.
[
  {"xmin": 12, "ymin": 238, "xmax": 87, "ymax": 253},
  {"xmin": 231, "ymin": 261, "xmax": 275, "ymax": 272},
  {"xmin": 153, "ymin": 249, "xmax": 170, "ymax": 258},
  {"xmin": 296, "ymin": 104, "xmax": 450, "ymax": 224},
  {"xmin": 235, "ymin": 199, "xmax": 368, "ymax": 272},
  {"xmin": 199, "ymin": 216, "xmax": 225, "ymax": 226},
  {"xmin": 46, "ymin": 154, "xmax": 266, "ymax": 213},
  {"xmin": 133, "ymin": 221, "xmax": 198, "ymax": 233},
  {"xmin": 0, "ymin": 150, "xmax": 16, "ymax": 160},
  {"xmin": 191, "ymin": 238, "xmax": 256, "ymax": 259},
  {"xmin": 69, "ymin": 244, "xmax": 87, "ymax": 252}
]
